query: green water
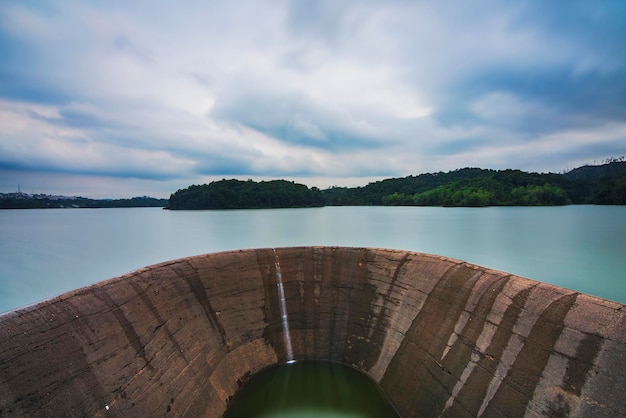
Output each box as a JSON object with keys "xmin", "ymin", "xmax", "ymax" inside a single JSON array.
[{"xmin": 223, "ymin": 361, "xmax": 399, "ymax": 418}]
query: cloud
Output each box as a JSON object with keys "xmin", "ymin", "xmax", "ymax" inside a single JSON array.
[
  {"xmin": 0, "ymin": 99, "xmax": 195, "ymax": 179},
  {"xmin": 0, "ymin": 0, "xmax": 624, "ymax": 197}
]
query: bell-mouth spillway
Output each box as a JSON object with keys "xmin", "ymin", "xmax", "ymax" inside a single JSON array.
[{"xmin": 0, "ymin": 247, "xmax": 625, "ymax": 417}]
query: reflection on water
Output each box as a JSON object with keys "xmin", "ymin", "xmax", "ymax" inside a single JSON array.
[{"xmin": 223, "ymin": 361, "xmax": 399, "ymax": 418}]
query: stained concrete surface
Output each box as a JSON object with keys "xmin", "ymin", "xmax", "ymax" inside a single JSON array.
[{"xmin": 0, "ymin": 247, "xmax": 624, "ymax": 417}]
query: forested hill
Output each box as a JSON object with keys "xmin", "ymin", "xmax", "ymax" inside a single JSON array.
[
  {"xmin": 167, "ymin": 179, "xmax": 324, "ymax": 210},
  {"xmin": 167, "ymin": 161, "xmax": 625, "ymax": 209},
  {"xmin": 322, "ymin": 160, "xmax": 626, "ymax": 207}
]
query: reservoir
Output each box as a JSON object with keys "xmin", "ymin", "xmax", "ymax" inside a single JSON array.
[{"xmin": 1, "ymin": 205, "xmax": 625, "ymax": 312}]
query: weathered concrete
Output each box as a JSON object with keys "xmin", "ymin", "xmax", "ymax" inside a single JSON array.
[{"xmin": 0, "ymin": 247, "xmax": 624, "ymax": 417}]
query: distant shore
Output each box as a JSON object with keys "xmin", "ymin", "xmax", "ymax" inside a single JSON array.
[
  {"xmin": 0, "ymin": 193, "xmax": 167, "ymax": 209},
  {"xmin": 167, "ymin": 161, "xmax": 626, "ymax": 209},
  {"xmin": 3, "ymin": 160, "xmax": 624, "ymax": 210}
]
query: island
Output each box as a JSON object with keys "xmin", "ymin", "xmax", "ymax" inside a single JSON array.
[{"xmin": 166, "ymin": 179, "xmax": 324, "ymax": 210}]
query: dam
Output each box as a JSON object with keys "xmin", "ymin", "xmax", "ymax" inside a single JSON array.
[{"xmin": 0, "ymin": 247, "xmax": 624, "ymax": 417}]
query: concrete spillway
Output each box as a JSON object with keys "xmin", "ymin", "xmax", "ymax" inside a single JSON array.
[{"xmin": 0, "ymin": 247, "xmax": 624, "ymax": 417}]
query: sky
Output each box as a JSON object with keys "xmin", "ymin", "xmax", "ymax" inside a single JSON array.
[{"xmin": 1, "ymin": 1, "xmax": 625, "ymax": 198}]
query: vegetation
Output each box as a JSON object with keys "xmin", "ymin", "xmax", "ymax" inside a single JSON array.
[
  {"xmin": 0, "ymin": 195, "xmax": 167, "ymax": 209},
  {"xmin": 5, "ymin": 160, "xmax": 624, "ymax": 210},
  {"xmin": 167, "ymin": 179, "xmax": 324, "ymax": 210},
  {"xmin": 169, "ymin": 160, "xmax": 625, "ymax": 210},
  {"xmin": 323, "ymin": 160, "xmax": 626, "ymax": 207}
]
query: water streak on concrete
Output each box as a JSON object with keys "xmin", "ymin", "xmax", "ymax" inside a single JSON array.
[{"xmin": 273, "ymin": 249, "xmax": 294, "ymax": 362}]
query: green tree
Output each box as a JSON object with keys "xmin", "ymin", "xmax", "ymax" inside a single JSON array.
[{"xmin": 167, "ymin": 179, "xmax": 324, "ymax": 210}]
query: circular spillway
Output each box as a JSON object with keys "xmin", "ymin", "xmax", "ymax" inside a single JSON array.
[{"xmin": 0, "ymin": 247, "xmax": 625, "ymax": 417}]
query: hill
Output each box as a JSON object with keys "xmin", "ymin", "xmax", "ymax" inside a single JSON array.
[
  {"xmin": 168, "ymin": 160, "xmax": 626, "ymax": 210},
  {"xmin": 322, "ymin": 160, "xmax": 626, "ymax": 207},
  {"xmin": 563, "ymin": 157, "xmax": 626, "ymax": 181},
  {"xmin": 167, "ymin": 179, "xmax": 324, "ymax": 210}
]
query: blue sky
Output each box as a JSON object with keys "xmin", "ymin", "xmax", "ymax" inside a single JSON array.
[{"xmin": 1, "ymin": 0, "xmax": 625, "ymax": 198}]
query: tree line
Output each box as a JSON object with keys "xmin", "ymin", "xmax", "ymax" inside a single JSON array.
[
  {"xmin": 167, "ymin": 161, "xmax": 625, "ymax": 210},
  {"xmin": 321, "ymin": 161, "xmax": 626, "ymax": 207},
  {"xmin": 0, "ymin": 195, "xmax": 167, "ymax": 209},
  {"xmin": 167, "ymin": 179, "xmax": 324, "ymax": 210},
  {"xmin": 5, "ymin": 161, "xmax": 623, "ymax": 210}
]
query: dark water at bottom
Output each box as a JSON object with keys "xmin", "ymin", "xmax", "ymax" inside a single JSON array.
[{"xmin": 223, "ymin": 360, "xmax": 399, "ymax": 418}]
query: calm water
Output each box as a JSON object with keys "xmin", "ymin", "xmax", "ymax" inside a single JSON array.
[
  {"xmin": 223, "ymin": 360, "xmax": 399, "ymax": 418},
  {"xmin": 0, "ymin": 205, "xmax": 625, "ymax": 312}
]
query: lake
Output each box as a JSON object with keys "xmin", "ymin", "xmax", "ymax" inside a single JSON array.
[{"xmin": 1, "ymin": 205, "xmax": 625, "ymax": 313}]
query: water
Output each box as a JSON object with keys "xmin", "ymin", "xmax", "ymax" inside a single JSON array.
[
  {"xmin": 223, "ymin": 360, "xmax": 399, "ymax": 418},
  {"xmin": 0, "ymin": 205, "xmax": 625, "ymax": 312},
  {"xmin": 273, "ymin": 249, "xmax": 294, "ymax": 361}
]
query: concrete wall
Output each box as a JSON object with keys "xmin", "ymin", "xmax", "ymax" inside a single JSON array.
[{"xmin": 0, "ymin": 247, "xmax": 624, "ymax": 417}]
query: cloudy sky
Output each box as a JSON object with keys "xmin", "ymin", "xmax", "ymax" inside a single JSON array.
[{"xmin": 1, "ymin": 0, "xmax": 625, "ymax": 198}]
